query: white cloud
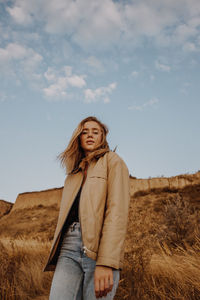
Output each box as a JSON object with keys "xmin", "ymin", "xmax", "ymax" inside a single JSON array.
[
  {"xmin": 63, "ymin": 66, "xmax": 73, "ymax": 77},
  {"xmin": 84, "ymin": 56, "xmax": 104, "ymax": 72},
  {"xmin": 24, "ymin": 52, "xmax": 43, "ymax": 71},
  {"xmin": 128, "ymin": 98, "xmax": 159, "ymax": 111},
  {"xmin": 43, "ymin": 66, "xmax": 86, "ymax": 99},
  {"xmin": 131, "ymin": 71, "xmax": 139, "ymax": 78},
  {"xmin": 84, "ymin": 82, "xmax": 117, "ymax": 103},
  {"xmin": 7, "ymin": 0, "xmax": 200, "ymax": 50},
  {"xmin": 0, "ymin": 42, "xmax": 43, "ymax": 83},
  {"xmin": 0, "ymin": 43, "xmax": 27, "ymax": 61},
  {"xmin": 72, "ymin": 0, "xmax": 122, "ymax": 49},
  {"xmin": 44, "ymin": 67, "xmax": 56, "ymax": 81},
  {"xmin": 183, "ymin": 42, "xmax": 197, "ymax": 52},
  {"xmin": 124, "ymin": 2, "xmax": 175, "ymax": 38},
  {"xmin": 103, "ymin": 97, "xmax": 110, "ymax": 103},
  {"xmin": 0, "ymin": 43, "xmax": 42, "ymax": 66},
  {"xmin": 7, "ymin": 5, "xmax": 32, "ymax": 25},
  {"xmin": 173, "ymin": 23, "xmax": 197, "ymax": 43},
  {"xmin": 67, "ymin": 75, "xmax": 86, "ymax": 88},
  {"xmin": 155, "ymin": 61, "xmax": 171, "ymax": 72}
]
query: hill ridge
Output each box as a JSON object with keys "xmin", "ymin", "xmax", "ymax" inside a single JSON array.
[{"xmin": 5, "ymin": 170, "xmax": 200, "ymax": 213}]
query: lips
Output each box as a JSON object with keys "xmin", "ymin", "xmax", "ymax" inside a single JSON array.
[{"xmin": 86, "ymin": 140, "xmax": 94, "ymax": 144}]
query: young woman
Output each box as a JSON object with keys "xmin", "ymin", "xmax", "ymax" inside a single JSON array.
[{"xmin": 43, "ymin": 116, "xmax": 130, "ymax": 300}]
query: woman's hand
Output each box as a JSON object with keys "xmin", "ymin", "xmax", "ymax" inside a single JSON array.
[{"xmin": 94, "ymin": 265, "xmax": 113, "ymax": 298}]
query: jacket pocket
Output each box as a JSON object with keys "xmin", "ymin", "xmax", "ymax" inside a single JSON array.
[
  {"xmin": 89, "ymin": 175, "xmax": 107, "ymax": 180},
  {"xmin": 89, "ymin": 174, "xmax": 107, "ymax": 180},
  {"xmin": 89, "ymin": 171, "xmax": 107, "ymax": 180}
]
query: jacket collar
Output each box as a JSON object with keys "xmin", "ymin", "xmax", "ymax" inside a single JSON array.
[{"xmin": 70, "ymin": 149, "xmax": 110, "ymax": 175}]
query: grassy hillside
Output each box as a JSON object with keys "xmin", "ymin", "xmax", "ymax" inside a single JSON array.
[
  {"xmin": 0, "ymin": 199, "xmax": 13, "ymax": 218},
  {"xmin": 0, "ymin": 204, "xmax": 59, "ymax": 241},
  {"xmin": 117, "ymin": 183, "xmax": 200, "ymax": 299},
  {"xmin": 0, "ymin": 183, "xmax": 199, "ymax": 299}
]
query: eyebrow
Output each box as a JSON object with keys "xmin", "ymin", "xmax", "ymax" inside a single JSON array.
[{"xmin": 82, "ymin": 127, "xmax": 100, "ymax": 130}]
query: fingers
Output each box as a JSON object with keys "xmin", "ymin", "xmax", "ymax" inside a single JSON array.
[
  {"xmin": 94, "ymin": 266, "xmax": 114, "ymax": 298},
  {"xmin": 99, "ymin": 278, "xmax": 105, "ymax": 298},
  {"xmin": 108, "ymin": 273, "xmax": 114, "ymax": 293},
  {"xmin": 104, "ymin": 276, "xmax": 110, "ymax": 296},
  {"xmin": 109, "ymin": 272, "xmax": 114, "ymax": 289},
  {"xmin": 95, "ymin": 279, "xmax": 105, "ymax": 298},
  {"xmin": 95, "ymin": 280, "xmax": 110, "ymax": 298},
  {"xmin": 94, "ymin": 278, "xmax": 100, "ymax": 298}
]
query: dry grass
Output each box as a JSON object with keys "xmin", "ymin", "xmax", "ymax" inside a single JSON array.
[
  {"xmin": 0, "ymin": 238, "xmax": 52, "ymax": 300},
  {"xmin": 0, "ymin": 204, "xmax": 59, "ymax": 241},
  {"xmin": 0, "ymin": 184, "xmax": 199, "ymax": 299},
  {"xmin": 148, "ymin": 242, "xmax": 200, "ymax": 299},
  {"xmin": 115, "ymin": 184, "xmax": 200, "ymax": 299}
]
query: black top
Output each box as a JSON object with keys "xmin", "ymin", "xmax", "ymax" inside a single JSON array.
[
  {"xmin": 52, "ymin": 186, "xmax": 82, "ymax": 263},
  {"xmin": 62, "ymin": 186, "xmax": 82, "ymax": 233},
  {"xmin": 67, "ymin": 186, "xmax": 82, "ymax": 225}
]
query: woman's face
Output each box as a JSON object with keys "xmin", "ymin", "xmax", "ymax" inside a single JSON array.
[{"xmin": 80, "ymin": 121, "xmax": 103, "ymax": 156}]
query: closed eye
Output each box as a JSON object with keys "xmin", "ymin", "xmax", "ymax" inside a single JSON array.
[{"xmin": 81, "ymin": 130, "xmax": 100, "ymax": 134}]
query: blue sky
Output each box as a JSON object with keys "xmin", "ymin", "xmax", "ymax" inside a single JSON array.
[{"xmin": 0, "ymin": 0, "xmax": 200, "ymax": 203}]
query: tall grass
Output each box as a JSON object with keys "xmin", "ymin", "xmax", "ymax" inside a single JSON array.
[
  {"xmin": 149, "ymin": 242, "xmax": 200, "ymax": 299},
  {"xmin": 115, "ymin": 184, "xmax": 200, "ymax": 299},
  {"xmin": 0, "ymin": 238, "xmax": 52, "ymax": 300},
  {"xmin": 0, "ymin": 184, "xmax": 199, "ymax": 299}
]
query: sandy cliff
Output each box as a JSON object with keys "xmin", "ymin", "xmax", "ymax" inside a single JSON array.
[
  {"xmin": 11, "ymin": 187, "xmax": 63, "ymax": 212},
  {"xmin": 10, "ymin": 171, "xmax": 200, "ymax": 212},
  {"xmin": 0, "ymin": 199, "xmax": 13, "ymax": 218},
  {"xmin": 130, "ymin": 171, "xmax": 200, "ymax": 195}
]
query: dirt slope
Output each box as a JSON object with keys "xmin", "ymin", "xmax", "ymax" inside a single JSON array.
[{"xmin": 0, "ymin": 199, "xmax": 13, "ymax": 219}]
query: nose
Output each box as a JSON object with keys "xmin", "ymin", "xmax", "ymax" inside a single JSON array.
[{"xmin": 87, "ymin": 130, "xmax": 94, "ymax": 137}]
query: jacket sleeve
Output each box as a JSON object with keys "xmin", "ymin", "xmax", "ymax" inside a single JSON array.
[{"xmin": 96, "ymin": 153, "xmax": 130, "ymax": 269}]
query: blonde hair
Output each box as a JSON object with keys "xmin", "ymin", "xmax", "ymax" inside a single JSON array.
[{"xmin": 57, "ymin": 116, "xmax": 110, "ymax": 174}]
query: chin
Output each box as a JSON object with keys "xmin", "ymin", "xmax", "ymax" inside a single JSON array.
[
  {"xmin": 86, "ymin": 147, "xmax": 95, "ymax": 151},
  {"xmin": 84, "ymin": 145, "xmax": 96, "ymax": 152}
]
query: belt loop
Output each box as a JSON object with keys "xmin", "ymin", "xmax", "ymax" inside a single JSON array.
[{"xmin": 71, "ymin": 222, "xmax": 76, "ymax": 232}]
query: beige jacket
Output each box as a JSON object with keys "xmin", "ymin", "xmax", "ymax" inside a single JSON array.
[{"xmin": 43, "ymin": 151, "xmax": 130, "ymax": 271}]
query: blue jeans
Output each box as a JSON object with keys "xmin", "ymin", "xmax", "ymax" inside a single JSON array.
[{"xmin": 49, "ymin": 222, "xmax": 120, "ymax": 300}]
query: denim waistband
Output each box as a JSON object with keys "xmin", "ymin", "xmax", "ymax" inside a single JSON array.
[{"xmin": 68, "ymin": 222, "xmax": 80, "ymax": 232}]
